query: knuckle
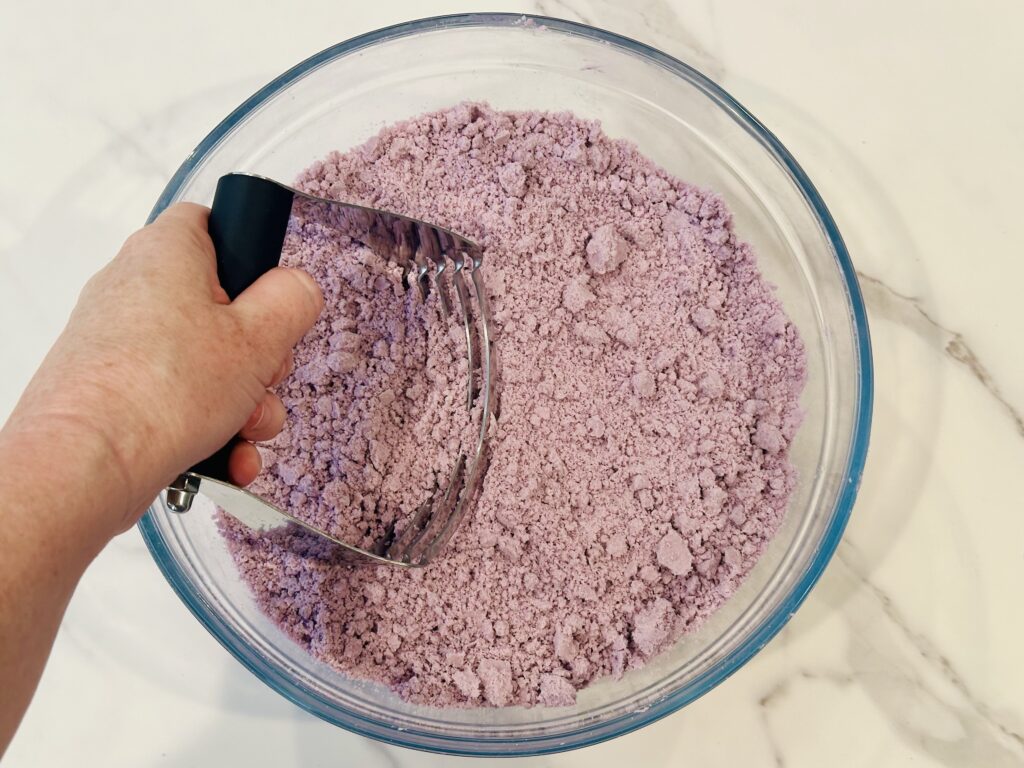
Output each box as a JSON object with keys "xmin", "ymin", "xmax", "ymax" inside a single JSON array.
[{"xmin": 121, "ymin": 227, "xmax": 153, "ymax": 255}]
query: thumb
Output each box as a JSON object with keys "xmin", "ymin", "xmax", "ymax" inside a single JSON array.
[{"xmin": 229, "ymin": 267, "xmax": 324, "ymax": 379}]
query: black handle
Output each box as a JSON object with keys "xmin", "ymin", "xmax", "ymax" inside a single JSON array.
[{"xmin": 190, "ymin": 173, "xmax": 295, "ymax": 479}]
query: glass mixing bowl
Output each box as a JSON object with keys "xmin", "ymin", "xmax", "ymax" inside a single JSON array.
[{"xmin": 139, "ymin": 13, "xmax": 872, "ymax": 756}]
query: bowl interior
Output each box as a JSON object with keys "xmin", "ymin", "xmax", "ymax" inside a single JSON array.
[{"xmin": 142, "ymin": 14, "xmax": 869, "ymax": 756}]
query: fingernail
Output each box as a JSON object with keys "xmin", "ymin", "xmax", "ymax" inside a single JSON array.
[
  {"xmin": 292, "ymin": 269, "xmax": 323, "ymax": 309},
  {"xmin": 247, "ymin": 403, "xmax": 266, "ymax": 430},
  {"xmin": 274, "ymin": 358, "xmax": 290, "ymax": 384}
]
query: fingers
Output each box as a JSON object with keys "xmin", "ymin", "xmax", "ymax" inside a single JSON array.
[
  {"xmin": 142, "ymin": 203, "xmax": 220, "ymax": 293},
  {"xmin": 239, "ymin": 392, "xmax": 287, "ymax": 443},
  {"xmin": 236, "ymin": 355, "xmax": 292, "ymax": 443},
  {"xmin": 152, "ymin": 203, "xmax": 214, "ymax": 261},
  {"xmin": 229, "ymin": 389, "xmax": 287, "ymax": 487},
  {"xmin": 227, "ymin": 441, "xmax": 262, "ymax": 487},
  {"xmin": 155, "ymin": 202, "xmax": 210, "ymax": 231},
  {"xmin": 230, "ymin": 267, "xmax": 323, "ymax": 382}
]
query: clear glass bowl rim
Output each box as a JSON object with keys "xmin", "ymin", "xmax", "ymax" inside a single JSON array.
[{"xmin": 138, "ymin": 11, "xmax": 873, "ymax": 756}]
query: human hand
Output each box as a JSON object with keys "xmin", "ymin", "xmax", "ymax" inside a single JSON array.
[{"xmin": 3, "ymin": 203, "xmax": 323, "ymax": 538}]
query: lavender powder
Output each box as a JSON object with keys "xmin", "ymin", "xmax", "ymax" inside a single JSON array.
[{"xmin": 220, "ymin": 103, "xmax": 807, "ymax": 708}]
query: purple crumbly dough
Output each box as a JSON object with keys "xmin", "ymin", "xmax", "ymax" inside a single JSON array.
[{"xmin": 220, "ymin": 102, "xmax": 807, "ymax": 708}]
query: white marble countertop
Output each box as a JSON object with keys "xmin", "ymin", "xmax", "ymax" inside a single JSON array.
[{"xmin": 3, "ymin": 1, "xmax": 1022, "ymax": 765}]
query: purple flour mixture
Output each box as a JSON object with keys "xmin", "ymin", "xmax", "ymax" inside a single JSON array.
[{"xmin": 220, "ymin": 103, "xmax": 806, "ymax": 708}]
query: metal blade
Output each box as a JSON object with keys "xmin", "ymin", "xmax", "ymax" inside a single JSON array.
[{"xmin": 187, "ymin": 473, "xmax": 404, "ymax": 567}]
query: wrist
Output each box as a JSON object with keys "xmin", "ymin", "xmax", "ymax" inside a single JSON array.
[{"xmin": 0, "ymin": 410, "xmax": 140, "ymax": 552}]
